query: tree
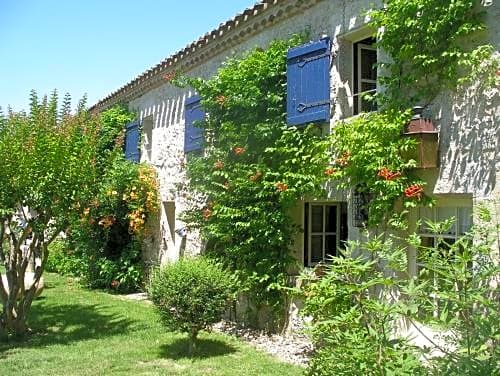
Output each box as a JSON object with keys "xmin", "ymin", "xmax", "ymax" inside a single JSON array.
[
  {"xmin": 0, "ymin": 90, "xmax": 99, "ymax": 338},
  {"xmin": 149, "ymin": 257, "xmax": 235, "ymax": 356}
]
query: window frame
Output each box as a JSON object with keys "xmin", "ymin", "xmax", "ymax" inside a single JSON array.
[
  {"xmin": 415, "ymin": 206, "xmax": 473, "ymax": 318},
  {"xmin": 141, "ymin": 116, "xmax": 154, "ymax": 162},
  {"xmin": 352, "ymin": 38, "xmax": 377, "ymax": 115},
  {"xmin": 305, "ymin": 202, "xmax": 348, "ymax": 267}
]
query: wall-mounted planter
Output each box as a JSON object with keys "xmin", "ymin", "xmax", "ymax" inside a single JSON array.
[{"xmin": 403, "ymin": 106, "xmax": 439, "ymax": 169}]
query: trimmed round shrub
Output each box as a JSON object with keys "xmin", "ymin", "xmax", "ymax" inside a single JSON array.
[{"xmin": 149, "ymin": 257, "xmax": 235, "ymax": 355}]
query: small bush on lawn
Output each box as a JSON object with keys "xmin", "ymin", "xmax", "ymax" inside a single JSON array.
[{"xmin": 149, "ymin": 257, "xmax": 236, "ymax": 355}]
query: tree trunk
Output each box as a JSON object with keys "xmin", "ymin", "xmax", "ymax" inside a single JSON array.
[
  {"xmin": 0, "ymin": 223, "xmax": 50, "ymax": 338},
  {"xmin": 188, "ymin": 328, "xmax": 198, "ymax": 357}
]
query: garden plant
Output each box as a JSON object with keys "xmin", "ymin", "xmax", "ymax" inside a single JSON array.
[
  {"xmin": 0, "ymin": 91, "xmax": 99, "ymax": 337},
  {"xmin": 149, "ymin": 257, "xmax": 235, "ymax": 356}
]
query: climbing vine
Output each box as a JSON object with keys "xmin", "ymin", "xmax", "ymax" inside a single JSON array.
[
  {"xmin": 328, "ymin": 0, "xmax": 498, "ymax": 227},
  {"xmin": 175, "ymin": 36, "xmax": 332, "ymax": 315}
]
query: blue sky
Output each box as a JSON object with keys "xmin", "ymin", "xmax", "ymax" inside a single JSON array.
[{"xmin": 0, "ymin": 0, "xmax": 257, "ymax": 112}]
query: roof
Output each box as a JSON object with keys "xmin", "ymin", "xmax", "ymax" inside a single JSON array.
[{"xmin": 91, "ymin": 0, "xmax": 324, "ymax": 112}]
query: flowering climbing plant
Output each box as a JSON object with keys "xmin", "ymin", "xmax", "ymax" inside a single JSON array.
[
  {"xmin": 328, "ymin": 110, "xmax": 431, "ymax": 227},
  {"xmin": 174, "ymin": 36, "xmax": 332, "ymax": 312}
]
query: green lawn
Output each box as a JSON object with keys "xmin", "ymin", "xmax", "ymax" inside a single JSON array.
[{"xmin": 0, "ymin": 273, "xmax": 303, "ymax": 375}]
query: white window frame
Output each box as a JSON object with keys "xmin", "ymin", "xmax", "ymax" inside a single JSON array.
[
  {"xmin": 307, "ymin": 203, "xmax": 341, "ymax": 266},
  {"xmin": 416, "ymin": 206, "xmax": 473, "ymax": 318},
  {"xmin": 354, "ymin": 43, "xmax": 377, "ymax": 115},
  {"xmin": 141, "ymin": 116, "xmax": 154, "ymax": 162}
]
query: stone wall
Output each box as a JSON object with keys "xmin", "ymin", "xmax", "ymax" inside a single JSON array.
[{"xmin": 126, "ymin": 0, "xmax": 499, "ymax": 275}]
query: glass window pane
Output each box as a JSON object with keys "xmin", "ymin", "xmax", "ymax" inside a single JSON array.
[
  {"xmin": 361, "ymin": 82, "xmax": 376, "ymax": 93},
  {"xmin": 360, "ymin": 83, "xmax": 377, "ymax": 112},
  {"xmin": 458, "ymin": 207, "xmax": 472, "ymax": 235},
  {"xmin": 361, "ymin": 48, "xmax": 377, "ymax": 80},
  {"xmin": 325, "ymin": 235, "xmax": 337, "ymax": 259},
  {"xmin": 419, "ymin": 207, "xmax": 433, "ymax": 233},
  {"xmin": 311, "ymin": 235, "xmax": 323, "ymax": 263},
  {"xmin": 437, "ymin": 207, "xmax": 457, "ymax": 235},
  {"xmin": 325, "ymin": 205, "xmax": 337, "ymax": 233},
  {"xmin": 311, "ymin": 205, "xmax": 323, "ymax": 233}
]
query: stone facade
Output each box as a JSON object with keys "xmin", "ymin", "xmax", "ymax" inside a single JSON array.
[{"xmin": 93, "ymin": 0, "xmax": 499, "ymax": 278}]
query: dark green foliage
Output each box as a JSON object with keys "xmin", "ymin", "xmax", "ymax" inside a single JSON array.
[
  {"xmin": 177, "ymin": 36, "xmax": 332, "ymax": 314},
  {"xmin": 149, "ymin": 257, "xmax": 235, "ymax": 355}
]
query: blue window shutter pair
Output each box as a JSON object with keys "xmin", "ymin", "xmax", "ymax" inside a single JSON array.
[
  {"xmin": 287, "ymin": 37, "xmax": 331, "ymax": 126},
  {"xmin": 124, "ymin": 120, "xmax": 140, "ymax": 162},
  {"xmin": 184, "ymin": 95, "xmax": 205, "ymax": 153}
]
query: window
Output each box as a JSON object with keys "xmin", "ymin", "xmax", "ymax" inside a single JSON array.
[
  {"xmin": 304, "ymin": 203, "xmax": 348, "ymax": 266},
  {"xmin": 141, "ymin": 117, "xmax": 153, "ymax": 162},
  {"xmin": 353, "ymin": 37, "xmax": 377, "ymax": 115},
  {"xmin": 416, "ymin": 206, "xmax": 473, "ymax": 317}
]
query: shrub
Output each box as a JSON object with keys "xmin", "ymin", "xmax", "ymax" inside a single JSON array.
[
  {"xmin": 149, "ymin": 257, "xmax": 236, "ymax": 355},
  {"xmin": 301, "ymin": 242, "xmax": 424, "ymax": 376},
  {"xmin": 66, "ymin": 105, "xmax": 159, "ymax": 293},
  {"xmin": 46, "ymin": 239, "xmax": 85, "ymax": 276}
]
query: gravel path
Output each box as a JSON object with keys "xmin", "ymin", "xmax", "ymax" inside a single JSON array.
[{"xmin": 212, "ymin": 320, "xmax": 313, "ymax": 367}]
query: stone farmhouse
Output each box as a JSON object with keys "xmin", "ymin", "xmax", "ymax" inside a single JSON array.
[{"xmin": 91, "ymin": 0, "xmax": 499, "ymax": 281}]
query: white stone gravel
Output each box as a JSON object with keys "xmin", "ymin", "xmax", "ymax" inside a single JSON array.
[{"xmin": 212, "ymin": 320, "xmax": 313, "ymax": 367}]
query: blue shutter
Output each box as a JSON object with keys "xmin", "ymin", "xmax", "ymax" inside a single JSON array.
[
  {"xmin": 287, "ymin": 38, "xmax": 331, "ymax": 126},
  {"xmin": 124, "ymin": 120, "xmax": 140, "ymax": 162},
  {"xmin": 184, "ymin": 95, "xmax": 204, "ymax": 153}
]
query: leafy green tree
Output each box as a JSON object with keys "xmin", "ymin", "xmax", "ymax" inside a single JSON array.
[
  {"xmin": 149, "ymin": 257, "xmax": 235, "ymax": 356},
  {"xmin": 0, "ymin": 90, "xmax": 99, "ymax": 337}
]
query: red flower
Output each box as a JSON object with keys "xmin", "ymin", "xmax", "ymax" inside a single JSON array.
[
  {"xmin": 214, "ymin": 160, "xmax": 224, "ymax": 170},
  {"xmin": 233, "ymin": 146, "xmax": 246, "ymax": 155},
  {"xmin": 324, "ymin": 167, "xmax": 336, "ymax": 176},
  {"xmin": 276, "ymin": 182, "xmax": 288, "ymax": 192},
  {"xmin": 378, "ymin": 167, "xmax": 401, "ymax": 181},
  {"xmin": 404, "ymin": 184, "xmax": 424, "ymax": 199}
]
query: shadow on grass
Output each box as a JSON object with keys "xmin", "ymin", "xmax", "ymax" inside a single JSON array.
[
  {"xmin": 0, "ymin": 301, "xmax": 137, "ymax": 354},
  {"xmin": 159, "ymin": 337, "xmax": 237, "ymax": 360}
]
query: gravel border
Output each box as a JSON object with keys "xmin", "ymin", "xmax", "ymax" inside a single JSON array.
[{"xmin": 212, "ymin": 320, "xmax": 313, "ymax": 367}]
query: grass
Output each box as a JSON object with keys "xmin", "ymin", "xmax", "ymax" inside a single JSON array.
[{"xmin": 0, "ymin": 273, "xmax": 303, "ymax": 375}]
